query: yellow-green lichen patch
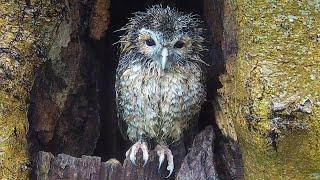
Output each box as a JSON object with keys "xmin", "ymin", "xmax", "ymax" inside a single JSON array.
[
  {"xmin": 233, "ymin": 0, "xmax": 320, "ymax": 179},
  {"xmin": 0, "ymin": 0, "xmax": 66, "ymax": 178},
  {"xmin": 0, "ymin": 92, "xmax": 29, "ymax": 179}
]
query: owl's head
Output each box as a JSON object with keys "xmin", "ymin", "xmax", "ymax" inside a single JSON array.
[{"xmin": 119, "ymin": 5, "xmax": 206, "ymax": 71}]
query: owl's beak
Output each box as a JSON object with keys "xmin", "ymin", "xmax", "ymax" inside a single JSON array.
[{"xmin": 161, "ymin": 47, "xmax": 168, "ymax": 70}]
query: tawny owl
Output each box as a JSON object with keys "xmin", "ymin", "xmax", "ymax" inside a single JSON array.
[{"xmin": 115, "ymin": 5, "xmax": 207, "ymax": 177}]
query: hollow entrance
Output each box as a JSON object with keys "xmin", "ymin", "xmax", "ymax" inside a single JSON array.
[
  {"xmin": 91, "ymin": 0, "xmax": 225, "ymax": 162},
  {"xmin": 27, "ymin": 0, "xmax": 237, "ymax": 178}
]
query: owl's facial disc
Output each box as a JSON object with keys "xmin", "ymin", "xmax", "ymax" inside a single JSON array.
[{"xmin": 138, "ymin": 28, "xmax": 191, "ymax": 71}]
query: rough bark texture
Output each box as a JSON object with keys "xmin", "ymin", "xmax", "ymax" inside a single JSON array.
[
  {"xmin": 3, "ymin": 0, "xmax": 319, "ymax": 179},
  {"xmin": 0, "ymin": 0, "xmax": 68, "ymax": 178},
  {"xmin": 27, "ymin": 0, "xmax": 100, "ymax": 160},
  {"xmin": 0, "ymin": 0, "xmax": 242, "ymax": 179},
  {"xmin": 203, "ymin": 0, "xmax": 238, "ymax": 142},
  {"xmin": 89, "ymin": 0, "xmax": 110, "ymax": 39},
  {"xmin": 176, "ymin": 127, "xmax": 219, "ymax": 180},
  {"xmin": 0, "ymin": 0, "xmax": 112, "ymax": 178},
  {"xmin": 35, "ymin": 126, "xmax": 242, "ymax": 180},
  {"xmin": 217, "ymin": 0, "xmax": 320, "ymax": 179}
]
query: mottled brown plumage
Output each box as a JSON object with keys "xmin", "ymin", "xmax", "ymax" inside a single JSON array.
[{"xmin": 115, "ymin": 5, "xmax": 206, "ymax": 177}]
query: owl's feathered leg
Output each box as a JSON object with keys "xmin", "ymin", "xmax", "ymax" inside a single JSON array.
[
  {"xmin": 155, "ymin": 144, "xmax": 174, "ymax": 178},
  {"xmin": 126, "ymin": 140, "xmax": 149, "ymax": 167}
]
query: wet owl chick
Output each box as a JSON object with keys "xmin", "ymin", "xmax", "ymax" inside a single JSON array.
[{"xmin": 115, "ymin": 5, "xmax": 206, "ymax": 177}]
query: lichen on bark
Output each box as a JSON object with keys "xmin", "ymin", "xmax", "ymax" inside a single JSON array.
[
  {"xmin": 1, "ymin": 0, "xmax": 319, "ymax": 179},
  {"xmin": 218, "ymin": 0, "xmax": 320, "ymax": 179},
  {"xmin": 0, "ymin": 0, "xmax": 67, "ymax": 178}
]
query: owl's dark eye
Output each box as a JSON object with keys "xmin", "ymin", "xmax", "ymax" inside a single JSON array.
[
  {"xmin": 174, "ymin": 41, "xmax": 185, "ymax": 49},
  {"xmin": 145, "ymin": 39, "xmax": 156, "ymax": 46}
]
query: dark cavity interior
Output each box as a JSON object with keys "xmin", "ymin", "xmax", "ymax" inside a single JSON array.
[
  {"xmin": 92, "ymin": 0, "xmax": 224, "ymax": 161},
  {"xmin": 27, "ymin": 0, "xmax": 227, "ymax": 175}
]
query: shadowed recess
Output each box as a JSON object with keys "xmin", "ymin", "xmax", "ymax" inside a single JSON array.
[
  {"xmin": 92, "ymin": 0, "xmax": 224, "ymax": 162},
  {"xmin": 27, "ymin": 0, "xmax": 236, "ymax": 178}
]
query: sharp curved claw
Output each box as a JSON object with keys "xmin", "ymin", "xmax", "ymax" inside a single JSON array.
[
  {"xmin": 165, "ymin": 159, "xmax": 174, "ymax": 178},
  {"xmin": 129, "ymin": 145, "xmax": 137, "ymax": 166},
  {"xmin": 126, "ymin": 140, "xmax": 149, "ymax": 167},
  {"xmin": 165, "ymin": 148, "xmax": 174, "ymax": 178},
  {"xmin": 157, "ymin": 151, "xmax": 165, "ymax": 172},
  {"xmin": 156, "ymin": 145, "xmax": 174, "ymax": 178},
  {"xmin": 141, "ymin": 142, "xmax": 149, "ymax": 167},
  {"xmin": 165, "ymin": 169, "xmax": 174, "ymax": 178},
  {"xmin": 142, "ymin": 160, "xmax": 148, "ymax": 167}
]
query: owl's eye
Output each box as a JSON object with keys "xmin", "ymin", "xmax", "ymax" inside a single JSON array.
[
  {"xmin": 174, "ymin": 41, "xmax": 185, "ymax": 49},
  {"xmin": 145, "ymin": 39, "xmax": 156, "ymax": 46}
]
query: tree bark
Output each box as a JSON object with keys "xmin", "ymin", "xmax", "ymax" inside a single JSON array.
[
  {"xmin": 217, "ymin": 0, "xmax": 320, "ymax": 179},
  {"xmin": 0, "ymin": 0, "xmax": 73, "ymax": 178},
  {"xmin": 35, "ymin": 126, "xmax": 242, "ymax": 180},
  {"xmin": 1, "ymin": 0, "xmax": 319, "ymax": 179}
]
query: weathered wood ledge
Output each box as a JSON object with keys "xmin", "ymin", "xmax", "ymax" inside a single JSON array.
[{"xmin": 35, "ymin": 126, "xmax": 243, "ymax": 180}]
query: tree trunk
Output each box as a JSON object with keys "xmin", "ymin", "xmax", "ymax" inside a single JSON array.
[
  {"xmin": 0, "ymin": 0, "xmax": 72, "ymax": 178},
  {"xmin": 35, "ymin": 126, "xmax": 242, "ymax": 180},
  {"xmin": 217, "ymin": 0, "xmax": 320, "ymax": 179},
  {"xmin": 0, "ymin": 0, "xmax": 319, "ymax": 179}
]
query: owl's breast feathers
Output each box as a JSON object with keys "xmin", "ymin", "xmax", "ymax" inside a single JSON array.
[{"xmin": 116, "ymin": 59, "xmax": 206, "ymax": 143}]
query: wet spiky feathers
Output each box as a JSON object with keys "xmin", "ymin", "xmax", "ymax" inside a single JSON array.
[{"xmin": 115, "ymin": 5, "xmax": 207, "ymax": 175}]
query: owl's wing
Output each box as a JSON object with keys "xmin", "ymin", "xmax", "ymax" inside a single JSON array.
[
  {"xmin": 115, "ymin": 71, "xmax": 129, "ymax": 141},
  {"xmin": 117, "ymin": 111, "xmax": 128, "ymax": 141}
]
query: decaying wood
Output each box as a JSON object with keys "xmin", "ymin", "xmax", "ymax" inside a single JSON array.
[
  {"xmin": 89, "ymin": 0, "xmax": 111, "ymax": 39},
  {"xmin": 176, "ymin": 127, "xmax": 219, "ymax": 180},
  {"xmin": 35, "ymin": 126, "xmax": 243, "ymax": 180},
  {"xmin": 27, "ymin": 0, "xmax": 100, "ymax": 164}
]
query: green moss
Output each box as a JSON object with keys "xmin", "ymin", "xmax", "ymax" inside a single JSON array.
[
  {"xmin": 225, "ymin": 0, "xmax": 320, "ymax": 179},
  {"xmin": 0, "ymin": 0, "xmax": 66, "ymax": 178}
]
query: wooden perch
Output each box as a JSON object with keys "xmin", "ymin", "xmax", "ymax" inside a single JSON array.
[{"xmin": 35, "ymin": 126, "xmax": 242, "ymax": 179}]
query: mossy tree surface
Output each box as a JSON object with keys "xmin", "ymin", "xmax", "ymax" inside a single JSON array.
[
  {"xmin": 219, "ymin": 0, "xmax": 320, "ymax": 179},
  {"xmin": 0, "ymin": 0, "xmax": 66, "ymax": 178},
  {"xmin": 1, "ymin": 0, "xmax": 320, "ymax": 179}
]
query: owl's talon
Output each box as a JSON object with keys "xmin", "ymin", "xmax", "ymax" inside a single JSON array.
[
  {"xmin": 165, "ymin": 159, "xmax": 174, "ymax": 178},
  {"xmin": 126, "ymin": 140, "xmax": 149, "ymax": 167},
  {"xmin": 156, "ymin": 145, "xmax": 174, "ymax": 178},
  {"xmin": 141, "ymin": 141, "xmax": 149, "ymax": 167},
  {"xmin": 157, "ymin": 150, "xmax": 165, "ymax": 172},
  {"xmin": 128, "ymin": 146, "xmax": 137, "ymax": 166}
]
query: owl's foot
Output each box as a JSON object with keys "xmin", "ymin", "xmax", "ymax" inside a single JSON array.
[
  {"xmin": 126, "ymin": 140, "xmax": 149, "ymax": 167},
  {"xmin": 155, "ymin": 144, "xmax": 174, "ymax": 178}
]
